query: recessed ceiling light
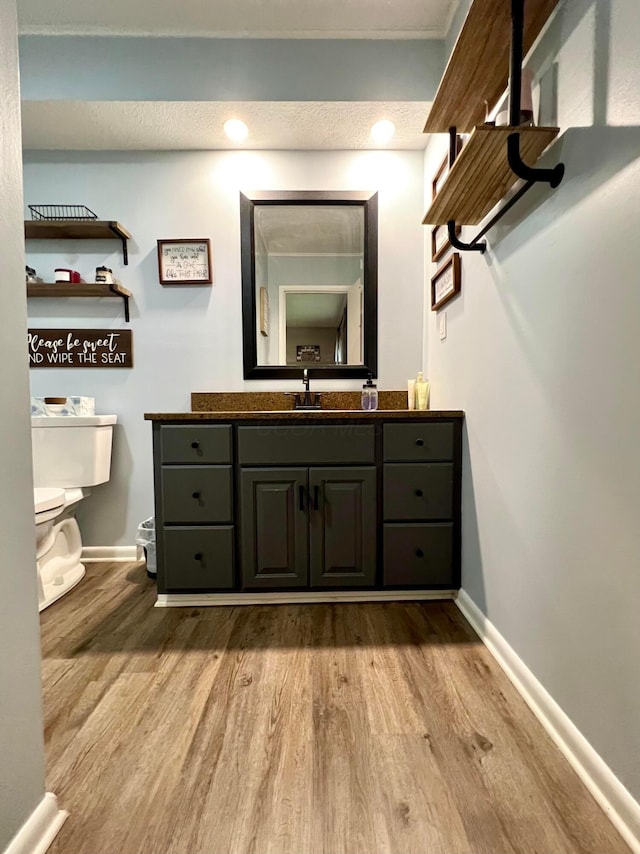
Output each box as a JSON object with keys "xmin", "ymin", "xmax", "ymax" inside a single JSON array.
[
  {"xmin": 370, "ymin": 120, "xmax": 395, "ymax": 144},
  {"xmin": 224, "ymin": 119, "xmax": 249, "ymax": 142}
]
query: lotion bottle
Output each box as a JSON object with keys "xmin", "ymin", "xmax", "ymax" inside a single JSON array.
[{"xmin": 415, "ymin": 371, "xmax": 430, "ymax": 411}]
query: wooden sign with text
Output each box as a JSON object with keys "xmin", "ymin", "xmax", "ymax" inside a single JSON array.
[{"xmin": 28, "ymin": 329, "xmax": 133, "ymax": 368}]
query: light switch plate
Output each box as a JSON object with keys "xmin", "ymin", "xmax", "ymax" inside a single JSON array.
[{"xmin": 439, "ymin": 312, "xmax": 447, "ymax": 340}]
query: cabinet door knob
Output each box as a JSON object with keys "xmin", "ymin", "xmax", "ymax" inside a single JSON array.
[
  {"xmin": 415, "ymin": 438, "xmax": 424, "ymax": 447},
  {"xmin": 415, "ymin": 488, "xmax": 424, "ymax": 497},
  {"xmin": 415, "ymin": 548, "xmax": 424, "ymax": 558},
  {"xmin": 192, "ymin": 491, "xmax": 200, "ymax": 499},
  {"xmin": 191, "ymin": 441, "xmax": 200, "ymax": 449},
  {"xmin": 194, "ymin": 552, "xmax": 203, "ymax": 562}
]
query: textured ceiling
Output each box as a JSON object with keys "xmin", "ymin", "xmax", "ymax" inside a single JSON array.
[
  {"xmin": 18, "ymin": 0, "xmax": 460, "ymax": 38},
  {"xmin": 21, "ymin": 101, "xmax": 432, "ymax": 150},
  {"xmin": 256, "ymin": 206, "xmax": 364, "ymax": 254}
]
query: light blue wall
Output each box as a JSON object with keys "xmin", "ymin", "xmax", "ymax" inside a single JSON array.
[
  {"xmin": 24, "ymin": 149, "xmax": 426, "ymax": 546},
  {"xmin": 19, "ymin": 36, "xmax": 445, "ymax": 101},
  {"xmin": 426, "ymin": 0, "xmax": 640, "ymax": 808}
]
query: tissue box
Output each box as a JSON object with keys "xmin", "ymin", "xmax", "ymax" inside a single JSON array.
[{"xmin": 31, "ymin": 396, "xmax": 96, "ymax": 417}]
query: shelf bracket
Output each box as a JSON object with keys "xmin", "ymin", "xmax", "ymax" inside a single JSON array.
[
  {"xmin": 507, "ymin": 133, "xmax": 565, "ymax": 188},
  {"xmin": 447, "ymin": 221, "xmax": 486, "ymax": 254},
  {"xmin": 108, "ymin": 224, "xmax": 129, "ymax": 265},
  {"xmin": 109, "ymin": 284, "xmax": 130, "ymax": 322}
]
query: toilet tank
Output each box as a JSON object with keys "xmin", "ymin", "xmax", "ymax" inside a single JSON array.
[{"xmin": 31, "ymin": 415, "xmax": 117, "ymax": 488}]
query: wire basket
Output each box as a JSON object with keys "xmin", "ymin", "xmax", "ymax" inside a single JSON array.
[{"xmin": 28, "ymin": 204, "xmax": 98, "ymax": 221}]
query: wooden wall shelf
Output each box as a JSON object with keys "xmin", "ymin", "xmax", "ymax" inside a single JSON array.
[
  {"xmin": 423, "ymin": 0, "xmax": 561, "ymax": 134},
  {"xmin": 424, "ymin": 125, "xmax": 559, "ymax": 226},
  {"xmin": 24, "ymin": 220, "xmax": 132, "ymax": 264},
  {"xmin": 26, "ymin": 281, "xmax": 133, "ymax": 321}
]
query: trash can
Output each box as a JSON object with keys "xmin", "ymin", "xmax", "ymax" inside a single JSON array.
[{"xmin": 135, "ymin": 517, "xmax": 156, "ymax": 578}]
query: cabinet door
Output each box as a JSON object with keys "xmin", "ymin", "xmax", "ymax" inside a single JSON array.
[
  {"xmin": 309, "ymin": 467, "xmax": 376, "ymax": 588},
  {"xmin": 240, "ymin": 468, "xmax": 309, "ymax": 588}
]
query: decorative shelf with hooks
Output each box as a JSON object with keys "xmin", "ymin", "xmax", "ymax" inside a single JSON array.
[{"xmin": 422, "ymin": 0, "xmax": 564, "ymax": 253}]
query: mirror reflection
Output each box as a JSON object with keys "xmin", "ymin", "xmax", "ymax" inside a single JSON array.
[
  {"xmin": 241, "ymin": 190, "xmax": 378, "ymax": 380},
  {"xmin": 255, "ymin": 205, "xmax": 364, "ymax": 367}
]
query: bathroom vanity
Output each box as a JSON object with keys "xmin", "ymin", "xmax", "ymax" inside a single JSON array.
[{"xmin": 145, "ymin": 406, "xmax": 464, "ymax": 605}]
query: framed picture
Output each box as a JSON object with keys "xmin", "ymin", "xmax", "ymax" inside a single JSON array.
[
  {"xmin": 431, "ymin": 253, "xmax": 461, "ymax": 311},
  {"xmin": 296, "ymin": 344, "xmax": 321, "ymax": 362},
  {"xmin": 431, "ymin": 222, "xmax": 461, "ymax": 263},
  {"xmin": 431, "ymin": 136, "xmax": 463, "ymax": 201},
  {"xmin": 259, "ymin": 287, "xmax": 269, "ymax": 336},
  {"xmin": 157, "ymin": 239, "xmax": 212, "ymax": 285}
]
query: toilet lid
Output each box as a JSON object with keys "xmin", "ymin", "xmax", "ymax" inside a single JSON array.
[{"xmin": 34, "ymin": 487, "xmax": 65, "ymax": 515}]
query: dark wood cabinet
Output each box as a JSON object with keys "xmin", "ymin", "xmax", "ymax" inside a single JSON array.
[
  {"xmin": 309, "ymin": 467, "xmax": 376, "ymax": 587},
  {"xmin": 240, "ymin": 466, "xmax": 376, "ymax": 589},
  {"xmin": 150, "ymin": 415, "xmax": 462, "ymax": 598},
  {"xmin": 240, "ymin": 468, "xmax": 309, "ymax": 588}
]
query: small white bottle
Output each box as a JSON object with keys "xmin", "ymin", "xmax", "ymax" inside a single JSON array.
[{"xmin": 415, "ymin": 371, "xmax": 430, "ymax": 410}]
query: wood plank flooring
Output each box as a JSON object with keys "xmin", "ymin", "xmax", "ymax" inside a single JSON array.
[{"xmin": 41, "ymin": 563, "xmax": 630, "ymax": 854}]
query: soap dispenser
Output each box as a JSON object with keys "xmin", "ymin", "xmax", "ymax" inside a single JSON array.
[{"xmin": 361, "ymin": 373, "xmax": 378, "ymax": 411}]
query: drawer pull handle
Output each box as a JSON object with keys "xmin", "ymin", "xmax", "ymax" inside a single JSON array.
[
  {"xmin": 415, "ymin": 548, "xmax": 424, "ymax": 558},
  {"xmin": 314, "ymin": 485, "xmax": 320, "ymax": 511},
  {"xmin": 194, "ymin": 552, "xmax": 203, "ymax": 562},
  {"xmin": 192, "ymin": 491, "xmax": 201, "ymax": 500},
  {"xmin": 415, "ymin": 438, "xmax": 424, "ymax": 447},
  {"xmin": 191, "ymin": 441, "xmax": 200, "ymax": 449},
  {"xmin": 415, "ymin": 488, "xmax": 424, "ymax": 497},
  {"xmin": 299, "ymin": 485, "xmax": 306, "ymax": 511}
]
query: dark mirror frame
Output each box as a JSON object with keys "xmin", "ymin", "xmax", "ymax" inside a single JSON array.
[{"xmin": 240, "ymin": 190, "xmax": 378, "ymax": 380}]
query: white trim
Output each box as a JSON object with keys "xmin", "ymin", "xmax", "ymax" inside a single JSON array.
[
  {"xmin": 18, "ymin": 26, "xmax": 446, "ymax": 39},
  {"xmin": 156, "ymin": 589, "xmax": 455, "ymax": 608},
  {"xmin": 3, "ymin": 792, "xmax": 67, "ymax": 854},
  {"xmin": 455, "ymin": 589, "xmax": 640, "ymax": 854},
  {"xmin": 81, "ymin": 545, "xmax": 137, "ymax": 563}
]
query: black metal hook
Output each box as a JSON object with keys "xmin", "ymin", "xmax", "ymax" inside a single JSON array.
[
  {"xmin": 507, "ymin": 133, "xmax": 565, "ymax": 188},
  {"xmin": 447, "ymin": 221, "xmax": 486, "ymax": 254}
]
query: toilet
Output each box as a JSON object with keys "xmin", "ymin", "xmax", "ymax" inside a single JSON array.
[{"xmin": 32, "ymin": 414, "xmax": 117, "ymax": 611}]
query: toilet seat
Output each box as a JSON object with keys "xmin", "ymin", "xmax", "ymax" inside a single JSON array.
[{"xmin": 35, "ymin": 487, "xmax": 66, "ymax": 524}]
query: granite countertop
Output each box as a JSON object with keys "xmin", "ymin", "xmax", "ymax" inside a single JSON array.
[{"xmin": 144, "ymin": 410, "xmax": 464, "ymax": 422}]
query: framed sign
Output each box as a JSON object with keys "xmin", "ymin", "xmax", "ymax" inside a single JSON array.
[
  {"xmin": 157, "ymin": 239, "xmax": 212, "ymax": 284},
  {"xmin": 431, "ymin": 254, "xmax": 461, "ymax": 312},
  {"xmin": 28, "ymin": 329, "xmax": 133, "ymax": 368},
  {"xmin": 296, "ymin": 344, "xmax": 321, "ymax": 362},
  {"xmin": 431, "ymin": 223, "xmax": 461, "ymax": 263}
]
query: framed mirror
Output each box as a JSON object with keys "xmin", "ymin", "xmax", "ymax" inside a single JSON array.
[{"xmin": 240, "ymin": 190, "xmax": 378, "ymax": 379}]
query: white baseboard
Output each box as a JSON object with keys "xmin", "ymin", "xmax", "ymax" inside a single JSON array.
[
  {"xmin": 455, "ymin": 589, "xmax": 640, "ymax": 854},
  {"xmin": 81, "ymin": 545, "xmax": 137, "ymax": 563},
  {"xmin": 3, "ymin": 792, "xmax": 67, "ymax": 854},
  {"xmin": 156, "ymin": 589, "xmax": 456, "ymax": 607}
]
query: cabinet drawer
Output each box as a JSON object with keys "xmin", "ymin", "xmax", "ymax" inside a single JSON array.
[
  {"xmin": 383, "ymin": 524, "xmax": 453, "ymax": 586},
  {"xmin": 160, "ymin": 425, "xmax": 231, "ymax": 464},
  {"xmin": 383, "ymin": 422, "xmax": 454, "ymax": 462},
  {"xmin": 161, "ymin": 466, "xmax": 232, "ymax": 524},
  {"xmin": 384, "ymin": 463, "xmax": 453, "ymax": 520},
  {"xmin": 238, "ymin": 425, "xmax": 375, "ymax": 465},
  {"xmin": 162, "ymin": 526, "xmax": 234, "ymax": 589}
]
